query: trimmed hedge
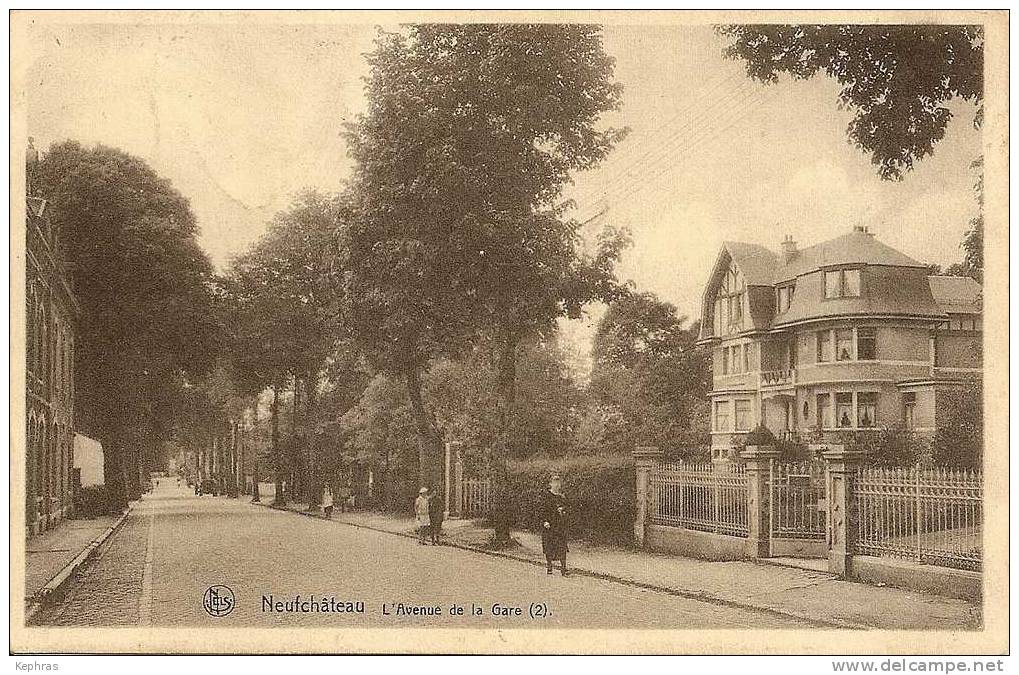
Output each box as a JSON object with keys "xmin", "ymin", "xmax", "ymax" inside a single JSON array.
[
  {"xmin": 75, "ymin": 485, "xmax": 110, "ymax": 518},
  {"xmin": 505, "ymin": 453, "xmax": 635, "ymax": 546}
]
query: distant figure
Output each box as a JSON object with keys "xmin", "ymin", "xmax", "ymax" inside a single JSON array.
[
  {"xmin": 321, "ymin": 485, "xmax": 334, "ymax": 519},
  {"xmin": 428, "ymin": 487, "xmax": 444, "ymax": 545},
  {"xmin": 26, "ymin": 137, "xmax": 38, "ymax": 164},
  {"xmin": 541, "ymin": 474, "xmax": 569, "ymax": 576},
  {"xmin": 414, "ymin": 487, "xmax": 430, "ymax": 545}
]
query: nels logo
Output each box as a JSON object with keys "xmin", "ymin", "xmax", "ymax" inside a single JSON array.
[{"xmin": 203, "ymin": 585, "xmax": 235, "ymax": 617}]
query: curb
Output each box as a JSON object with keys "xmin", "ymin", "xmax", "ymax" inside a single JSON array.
[
  {"xmin": 250, "ymin": 500, "xmax": 864, "ymax": 630},
  {"xmin": 25, "ymin": 506, "xmax": 133, "ymax": 625}
]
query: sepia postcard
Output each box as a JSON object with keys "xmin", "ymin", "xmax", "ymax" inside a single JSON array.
[{"xmin": 9, "ymin": 9, "xmax": 1009, "ymax": 655}]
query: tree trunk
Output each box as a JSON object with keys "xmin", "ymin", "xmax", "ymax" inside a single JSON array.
[
  {"xmin": 102, "ymin": 425, "xmax": 128, "ymax": 512},
  {"xmin": 404, "ymin": 365, "xmax": 443, "ymax": 492},
  {"xmin": 305, "ymin": 372, "xmax": 320, "ymax": 508},
  {"xmin": 271, "ymin": 382, "xmax": 286, "ymax": 506},
  {"xmin": 491, "ymin": 329, "xmax": 519, "ymax": 545}
]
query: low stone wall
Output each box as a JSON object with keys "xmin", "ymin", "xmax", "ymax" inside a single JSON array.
[
  {"xmin": 771, "ymin": 538, "xmax": 827, "ymax": 558},
  {"xmin": 851, "ymin": 555, "xmax": 981, "ymax": 602},
  {"xmin": 646, "ymin": 524, "xmax": 747, "ymax": 561}
]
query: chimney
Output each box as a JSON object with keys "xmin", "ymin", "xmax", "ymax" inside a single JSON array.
[
  {"xmin": 853, "ymin": 225, "xmax": 875, "ymax": 237},
  {"xmin": 780, "ymin": 235, "xmax": 797, "ymax": 263}
]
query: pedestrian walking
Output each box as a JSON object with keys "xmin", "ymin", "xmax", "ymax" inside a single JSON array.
[
  {"xmin": 428, "ymin": 487, "xmax": 444, "ymax": 545},
  {"xmin": 414, "ymin": 487, "xmax": 430, "ymax": 545},
  {"xmin": 541, "ymin": 473, "xmax": 569, "ymax": 576},
  {"xmin": 322, "ymin": 484, "xmax": 334, "ymax": 519}
]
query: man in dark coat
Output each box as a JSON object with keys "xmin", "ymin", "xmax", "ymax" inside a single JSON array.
[
  {"xmin": 428, "ymin": 487, "xmax": 445, "ymax": 545},
  {"xmin": 541, "ymin": 474, "xmax": 569, "ymax": 576}
]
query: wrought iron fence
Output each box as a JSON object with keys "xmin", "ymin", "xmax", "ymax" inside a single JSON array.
[
  {"xmin": 460, "ymin": 478, "xmax": 491, "ymax": 518},
  {"xmin": 650, "ymin": 462, "xmax": 748, "ymax": 537},
  {"xmin": 854, "ymin": 466, "xmax": 982, "ymax": 571},
  {"xmin": 770, "ymin": 460, "xmax": 826, "ymax": 541}
]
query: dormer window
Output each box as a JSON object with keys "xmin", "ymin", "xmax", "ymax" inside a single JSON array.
[{"xmin": 824, "ymin": 268, "xmax": 861, "ymax": 299}]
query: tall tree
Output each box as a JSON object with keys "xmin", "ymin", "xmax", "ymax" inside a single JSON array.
[
  {"xmin": 31, "ymin": 141, "xmax": 220, "ymax": 507},
  {"xmin": 344, "ymin": 25, "xmax": 629, "ymax": 538},
  {"xmin": 587, "ymin": 292, "xmax": 710, "ymax": 456},
  {"xmin": 718, "ymin": 24, "xmax": 983, "ymax": 180},
  {"xmin": 225, "ymin": 191, "xmax": 347, "ymax": 505}
]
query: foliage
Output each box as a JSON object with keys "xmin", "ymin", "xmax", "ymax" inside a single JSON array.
[
  {"xmin": 741, "ymin": 424, "xmax": 777, "ymax": 448},
  {"xmin": 224, "ymin": 191, "xmax": 349, "ymax": 502},
  {"xmin": 337, "ymin": 374, "xmax": 420, "ymax": 512},
  {"xmin": 586, "ymin": 292, "xmax": 710, "ymax": 457},
  {"xmin": 74, "ymin": 485, "xmax": 111, "ymax": 518},
  {"xmin": 932, "ymin": 384, "xmax": 982, "ymax": 468},
  {"xmin": 505, "ymin": 453, "xmax": 635, "ymax": 546},
  {"xmin": 944, "ymin": 157, "xmax": 984, "ymax": 283},
  {"xmin": 31, "ymin": 141, "xmax": 221, "ymax": 505},
  {"xmin": 718, "ymin": 24, "xmax": 983, "ymax": 180},
  {"xmin": 343, "ymin": 23, "xmax": 630, "ymax": 505}
]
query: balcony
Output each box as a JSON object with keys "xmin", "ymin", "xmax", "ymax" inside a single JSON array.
[{"xmin": 760, "ymin": 368, "xmax": 795, "ymax": 388}]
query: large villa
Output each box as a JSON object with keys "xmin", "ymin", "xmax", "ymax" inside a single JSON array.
[{"xmin": 697, "ymin": 226, "xmax": 982, "ymax": 456}]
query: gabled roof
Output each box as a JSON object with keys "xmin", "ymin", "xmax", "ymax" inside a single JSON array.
[
  {"xmin": 722, "ymin": 241, "xmax": 779, "ymax": 285},
  {"xmin": 779, "ymin": 230, "xmax": 925, "ymax": 281},
  {"xmin": 928, "ymin": 275, "xmax": 982, "ymax": 313}
]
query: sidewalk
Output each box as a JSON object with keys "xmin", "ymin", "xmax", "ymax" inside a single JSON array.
[
  {"xmin": 256, "ymin": 499, "xmax": 981, "ymax": 631},
  {"xmin": 24, "ymin": 509, "xmax": 131, "ymax": 622}
]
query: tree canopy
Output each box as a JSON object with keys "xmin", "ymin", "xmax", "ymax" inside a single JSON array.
[
  {"xmin": 718, "ymin": 24, "xmax": 983, "ymax": 180},
  {"xmin": 344, "ymin": 23, "xmax": 630, "ymax": 495},
  {"xmin": 31, "ymin": 141, "xmax": 221, "ymax": 504}
]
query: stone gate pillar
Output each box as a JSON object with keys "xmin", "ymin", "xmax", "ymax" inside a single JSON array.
[
  {"xmin": 741, "ymin": 445, "xmax": 780, "ymax": 558},
  {"xmin": 821, "ymin": 444, "xmax": 865, "ymax": 576},
  {"xmin": 633, "ymin": 446, "xmax": 663, "ymax": 549}
]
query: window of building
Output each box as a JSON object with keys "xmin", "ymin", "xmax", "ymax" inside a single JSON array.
[
  {"xmin": 714, "ymin": 401, "xmax": 730, "ymax": 431},
  {"xmin": 817, "ymin": 393, "xmax": 831, "ymax": 429},
  {"xmin": 817, "ymin": 330, "xmax": 832, "ymax": 362},
  {"xmin": 903, "ymin": 392, "xmax": 916, "ymax": 429},
  {"xmin": 721, "ymin": 347, "xmax": 728, "ymax": 375},
  {"xmin": 777, "ymin": 284, "xmax": 795, "ymax": 313},
  {"xmin": 742, "ymin": 344, "xmax": 750, "ymax": 372},
  {"xmin": 857, "ymin": 392, "xmax": 878, "ymax": 428},
  {"xmin": 843, "ymin": 269, "xmax": 861, "ymax": 297},
  {"xmin": 836, "ymin": 392, "xmax": 854, "ymax": 428},
  {"xmin": 823, "ymin": 268, "xmax": 862, "ymax": 299},
  {"xmin": 836, "ymin": 329, "xmax": 854, "ymax": 361},
  {"xmin": 857, "ymin": 327, "xmax": 877, "ymax": 360},
  {"xmin": 734, "ymin": 399, "xmax": 751, "ymax": 431}
]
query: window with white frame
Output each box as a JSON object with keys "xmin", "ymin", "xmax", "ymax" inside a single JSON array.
[
  {"xmin": 734, "ymin": 399, "xmax": 752, "ymax": 431},
  {"xmin": 823, "ymin": 268, "xmax": 862, "ymax": 299},
  {"xmin": 857, "ymin": 392, "xmax": 878, "ymax": 428},
  {"xmin": 835, "ymin": 392, "xmax": 854, "ymax": 428},
  {"xmin": 835, "ymin": 329, "xmax": 854, "ymax": 361},
  {"xmin": 714, "ymin": 401, "xmax": 730, "ymax": 431}
]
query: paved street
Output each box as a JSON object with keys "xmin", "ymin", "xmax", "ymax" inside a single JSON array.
[{"xmin": 40, "ymin": 481, "xmax": 813, "ymax": 628}]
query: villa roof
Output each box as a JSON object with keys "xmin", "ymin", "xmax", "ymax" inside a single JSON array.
[
  {"xmin": 720, "ymin": 241, "xmax": 779, "ymax": 286},
  {"xmin": 928, "ymin": 275, "xmax": 982, "ymax": 314},
  {"xmin": 777, "ymin": 230, "xmax": 926, "ymax": 281}
]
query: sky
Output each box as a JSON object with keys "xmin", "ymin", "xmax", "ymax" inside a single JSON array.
[{"xmin": 23, "ymin": 20, "xmax": 982, "ymax": 368}]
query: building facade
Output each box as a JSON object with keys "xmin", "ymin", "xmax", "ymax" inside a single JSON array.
[
  {"xmin": 26, "ymin": 186, "xmax": 79, "ymax": 535},
  {"xmin": 698, "ymin": 227, "xmax": 982, "ymax": 456}
]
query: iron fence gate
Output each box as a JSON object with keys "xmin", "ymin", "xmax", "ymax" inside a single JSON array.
[{"xmin": 769, "ymin": 460, "xmax": 827, "ymax": 546}]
